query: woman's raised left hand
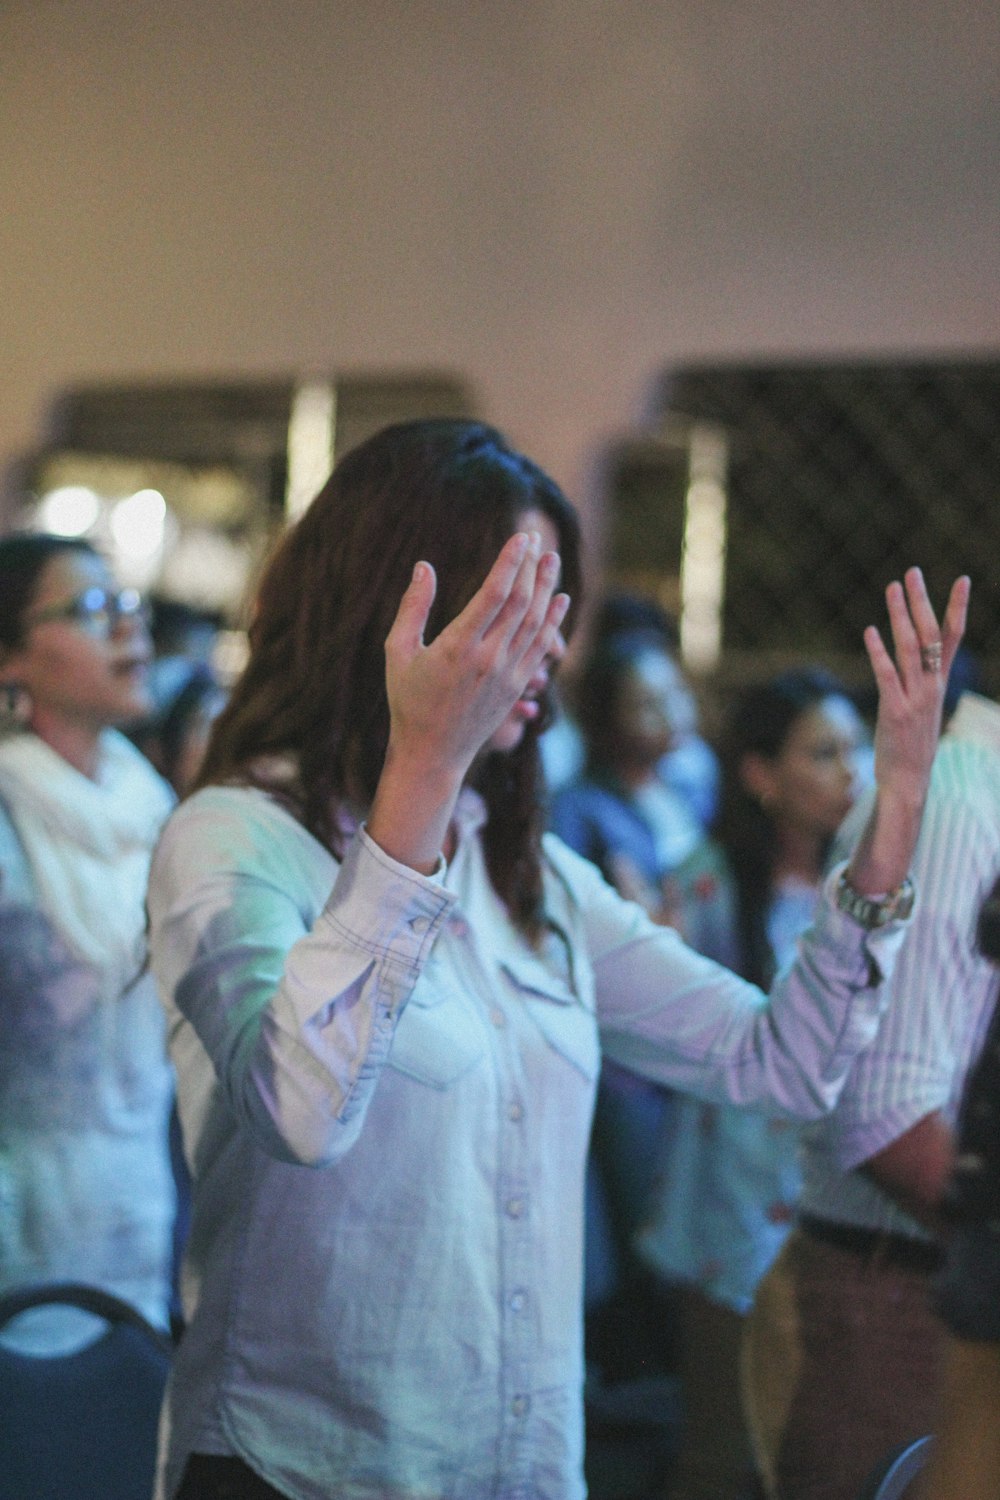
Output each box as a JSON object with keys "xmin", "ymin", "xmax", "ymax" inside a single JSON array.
[{"xmin": 848, "ymin": 567, "xmax": 969, "ymax": 895}]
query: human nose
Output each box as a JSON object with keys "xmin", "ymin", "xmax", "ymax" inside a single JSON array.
[
  {"xmin": 109, "ymin": 593, "xmax": 151, "ymax": 641},
  {"xmin": 841, "ymin": 749, "xmax": 863, "ymax": 793},
  {"xmin": 544, "ymin": 627, "xmax": 568, "ymax": 670}
]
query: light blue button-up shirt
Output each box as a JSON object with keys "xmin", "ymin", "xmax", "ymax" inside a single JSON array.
[{"xmin": 148, "ymin": 783, "xmax": 907, "ymax": 1500}]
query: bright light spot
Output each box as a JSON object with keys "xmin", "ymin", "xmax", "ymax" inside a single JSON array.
[
  {"xmin": 680, "ymin": 425, "xmax": 728, "ymax": 673},
  {"xmin": 212, "ymin": 628, "xmax": 249, "ymax": 685},
  {"xmin": 160, "ymin": 527, "xmax": 251, "ymax": 613},
  {"xmin": 38, "ymin": 485, "xmax": 101, "ymax": 536},
  {"xmin": 109, "ymin": 488, "xmax": 167, "ymax": 559},
  {"xmin": 286, "ymin": 380, "xmax": 336, "ymax": 519}
]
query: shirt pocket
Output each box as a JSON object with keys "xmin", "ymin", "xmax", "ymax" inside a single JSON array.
[
  {"xmin": 384, "ymin": 965, "xmax": 485, "ymax": 1090},
  {"xmin": 499, "ymin": 950, "xmax": 601, "ymax": 1082}
]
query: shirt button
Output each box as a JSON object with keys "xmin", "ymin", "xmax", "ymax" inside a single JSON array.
[
  {"xmin": 507, "ymin": 1101, "xmax": 524, "ymax": 1123},
  {"xmin": 511, "ymin": 1394, "xmax": 530, "ymax": 1418},
  {"xmin": 509, "ymin": 1289, "xmax": 527, "ymax": 1312},
  {"xmin": 490, "ymin": 1009, "xmax": 506, "ymax": 1028},
  {"xmin": 506, "ymin": 1197, "xmax": 525, "ymax": 1219},
  {"xmin": 409, "ymin": 915, "xmax": 431, "ymax": 934}
]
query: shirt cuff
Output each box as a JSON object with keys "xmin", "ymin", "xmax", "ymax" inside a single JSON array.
[
  {"xmin": 815, "ymin": 860, "xmax": 914, "ymax": 986},
  {"xmin": 315, "ymin": 823, "xmax": 457, "ymax": 981}
]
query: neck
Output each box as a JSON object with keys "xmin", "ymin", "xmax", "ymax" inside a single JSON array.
[
  {"xmin": 29, "ymin": 709, "xmax": 104, "ymax": 779},
  {"xmin": 611, "ymin": 759, "xmax": 660, "ymax": 792},
  {"xmin": 773, "ymin": 825, "xmax": 825, "ymax": 886}
]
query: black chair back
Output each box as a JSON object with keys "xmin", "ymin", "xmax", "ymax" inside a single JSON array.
[
  {"xmin": 0, "ymin": 1282, "xmax": 172, "ymax": 1500},
  {"xmin": 857, "ymin": 1435, "xmax": 934, "ymax": 1500}
]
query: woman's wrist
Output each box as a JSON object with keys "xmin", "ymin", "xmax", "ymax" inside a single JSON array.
[
  {"xmin": 366, "ymin": 742, "xmax": 465, "ymax": 875},
  {"xmin": 845, "ymin": 787, "xmax": 924, "ymax": 897}
]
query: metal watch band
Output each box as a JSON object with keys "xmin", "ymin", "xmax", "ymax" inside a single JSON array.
[{"xmin": 835, "ymin": 870, "xmax": 915, "ymax": 929}]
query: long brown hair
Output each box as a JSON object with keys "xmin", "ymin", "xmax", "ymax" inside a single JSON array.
[{"xmin": 196, "ymin": 419, "xmax": 582, "ymax": 940}]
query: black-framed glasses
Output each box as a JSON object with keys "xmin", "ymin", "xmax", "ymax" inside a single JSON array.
[{"xmin": 25, "ymin": 586, "xmax": 150, "ymax": 639}]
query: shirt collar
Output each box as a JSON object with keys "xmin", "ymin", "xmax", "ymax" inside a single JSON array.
[{"xmin": 453, "ymin": 785, "xmax": 488, "ymax": 839}]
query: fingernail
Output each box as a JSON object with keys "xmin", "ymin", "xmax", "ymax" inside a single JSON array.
[{"xmin": 412, "ymin": 561, "xmax": 426, "ymax": 582}]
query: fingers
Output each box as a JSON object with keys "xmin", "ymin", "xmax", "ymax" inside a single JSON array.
[
  {"xmin": 386, "ymin": 559, "xmax": 437, "ymax": 659},
  {"xmin": 884, "ymin": 570, "xmax": 929, "ymax": 686},
  {"xmin": 458, "ymin": 531, "xmax": 534, "ymax": 639},
  {"xmin": 457, "ymin": 528, "xmax": 565, "ymax": 665},
  {"xmin": 861, "ymin": 623, "xmax": 900, "ymax": 708},
  {"xmin": 940, "ymin": 575, "xmax": 971, "ymax": 672},
  {"xmin": 525, "ymin": 590, "xmax": 571, "ymax": 673},
  {"xmin": 507, "ymin": 548, "xmax": 562, "ymax": 658},
  {"xmin": 483, "ymin": 533, "xmax": 560, "ymax": 657},
  {"xmin": 883, "ymin": 568, "xmax": 970, "ymax": 688}
]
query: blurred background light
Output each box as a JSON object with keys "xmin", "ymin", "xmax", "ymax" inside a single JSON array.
[
  {"xmin": 109, "ymin": 488, "xmax": 167, "ymax": 558},
  {"xmin": 38, "ymin": 484, "xmax": 101, "ymax": 536}
]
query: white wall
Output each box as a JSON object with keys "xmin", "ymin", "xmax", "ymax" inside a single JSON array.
[{"xmin": 3, "ymin": 0, "xmax": 998, "ymax": 534}]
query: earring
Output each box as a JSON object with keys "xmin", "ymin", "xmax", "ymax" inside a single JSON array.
[{"xmin": 0, "ymin": 682, "xmax": 30, "ymax": 733}]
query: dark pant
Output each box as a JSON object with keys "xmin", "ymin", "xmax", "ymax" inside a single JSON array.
[{"xmin": 175, "ymin": 1454, "xmax": 293, "ymax": 1500}]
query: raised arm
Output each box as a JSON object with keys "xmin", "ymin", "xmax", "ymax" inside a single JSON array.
[{"xmin": 844, "ymin": 567, "xmax": 969, "ymax": 900}]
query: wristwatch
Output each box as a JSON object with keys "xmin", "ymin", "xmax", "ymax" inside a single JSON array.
[{"xmin": 835, "ymin": 870, "xmax": 915, "ymax": 929}]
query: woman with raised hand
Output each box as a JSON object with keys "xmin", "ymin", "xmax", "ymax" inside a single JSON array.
[
  {"xmin": 0, "ymin": 533, "xmax": 176, "ymax": 1353},
  {"xmin": 637, "ymin": 667, "xmax": 869, "ymax": 1500},
  {"xmin": 146, "ymin": 418, "xmax": 967, "ymax": 1500}
]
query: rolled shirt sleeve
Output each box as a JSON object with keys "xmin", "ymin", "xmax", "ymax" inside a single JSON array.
[
  {"xmin": 148, "ymin": 791, "xmax": 456, "ymax": 1166},
  {"xmin": 544, "ymin": 838, "xmax": 909, "ymax": 1120}
]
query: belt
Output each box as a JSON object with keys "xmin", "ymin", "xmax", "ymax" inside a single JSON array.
[{"xmin": 799, "ymin": 1212, "xmax": 943, "ymax": 1274}]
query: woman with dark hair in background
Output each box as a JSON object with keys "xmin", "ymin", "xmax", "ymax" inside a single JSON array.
[
  {"xmin": 0, "ymin": 533, "xmax": 176, "ymax": 1353},
  {"xmin": 550, "ymin": 628, "xmax": 732, "ymax": 1406},
  {"xmin": 637, "ymin": 668, "xmax": 867, "ymax": 1499},
  {"xmin": 146, "ymin": 417, "xmax": 965, "ymax": 1500}
]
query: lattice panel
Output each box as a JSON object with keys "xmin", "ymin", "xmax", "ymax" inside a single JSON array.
[{"xmin": 645, "ymin": 359, "xmax": 1000, "ymax": 685}]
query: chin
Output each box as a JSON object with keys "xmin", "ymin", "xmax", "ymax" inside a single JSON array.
[{"xmin": 487, "ymin": 718, "xmax": 528, "ymax": 754}]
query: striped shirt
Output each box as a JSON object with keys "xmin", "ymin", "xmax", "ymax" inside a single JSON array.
[{"xmin": 799, "ymin": 693, "xmax": 1000, "ymax": 1241}]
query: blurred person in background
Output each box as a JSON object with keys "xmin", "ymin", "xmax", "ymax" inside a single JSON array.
[
  {"xmin": 637, "ymin": 667, "xmax": 867, "ymax": 1500},
  {"xmin": 744, "ymin": 686, "xmax": 1000, "ymax": 1500},
  {"xmin": 550, "ymin": 629, "xmax": 730, "ymax": 1407},
  {"xmin": 0, "ymin": 533, "xmax": 176, "ymax": 1353},
  {"xmin": 131, "ymin": 598, "xmax": 228, "ymax": 796},
  {"xmin": 923, "ymin": 873, "xmax": 1000, "ymax": 1500},
  {"xmin": 540, "ymin": 591, "xmax": 719, "ymax": 829},
  {"xmin": 133, "ymin": 662, "xmax": 229, "ymax": 797}
]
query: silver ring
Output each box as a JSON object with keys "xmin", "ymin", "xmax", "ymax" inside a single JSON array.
[{"xmin": 920, "ymin": 641, "xmax": 943, "ymax": 673}]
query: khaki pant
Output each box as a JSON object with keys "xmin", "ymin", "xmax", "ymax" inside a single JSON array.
[{"xmin": 742, "ymin": 1229, "xmax": 943, "ymax": 1500}]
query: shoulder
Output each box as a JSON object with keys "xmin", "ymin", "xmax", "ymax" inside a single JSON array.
[
  {"xmin": 152, "ymin": 784, "xmax": 335, "ymax": 896},
  {"xmin": 933, "ymin": 734, "xmax": 1000, "ymax": 807},
  {"xmin": 916, "ymin": 740, "xmax": 1000, "ymax": 877},
  {"xmin": 542, "ymin": 828, "xmax": 617, "ymax": 898}
]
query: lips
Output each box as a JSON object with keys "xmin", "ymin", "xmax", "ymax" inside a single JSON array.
[
  {"xmin": 516, "ymin": 673, "xmax": 551, "ymax": 720},
  {"xmin": 111, "ymin": 654, "xmax": 151, "ymax": 680}
]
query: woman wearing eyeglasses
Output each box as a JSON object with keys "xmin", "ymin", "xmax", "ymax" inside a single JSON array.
[{"xmin": 0, "ymin": 532, "xmax": 176, "ymax": 1354}]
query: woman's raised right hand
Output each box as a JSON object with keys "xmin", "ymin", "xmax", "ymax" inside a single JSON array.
[{"xmin": 367, "ymin": 531, "xmax": 570, "ymax": 872}]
